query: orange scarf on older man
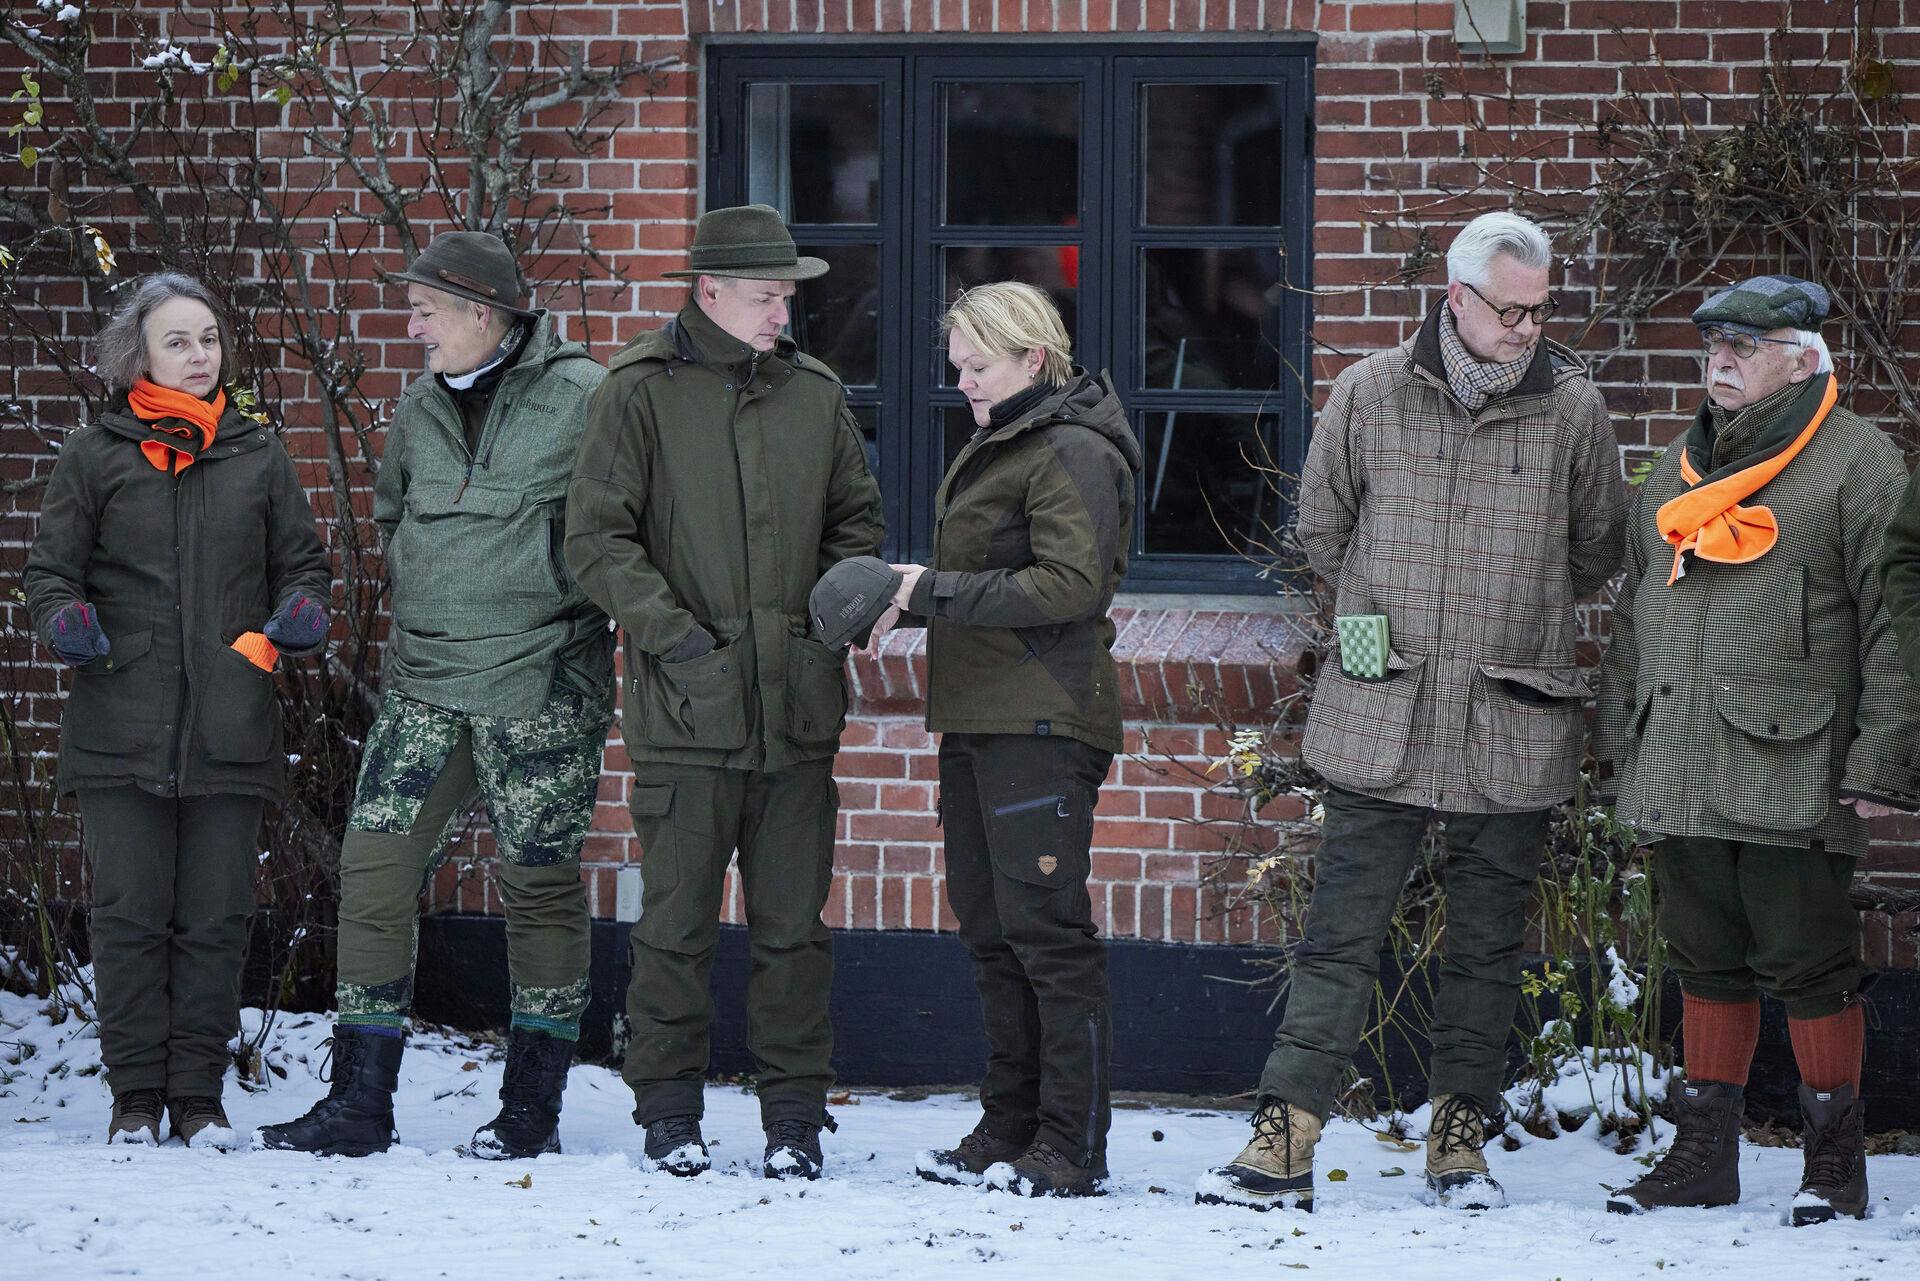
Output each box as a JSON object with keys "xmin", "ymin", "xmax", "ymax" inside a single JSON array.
[
  {"xmin": 1655, "ymin": 373, "xmax": 1836, "ymax": 585},
  {"xmin": 127, "ymin": 378, "xmax": 225, "ymax": 474}
]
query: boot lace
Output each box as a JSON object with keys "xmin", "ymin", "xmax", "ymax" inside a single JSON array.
[
  {"xmin": 1430, "ymin": 1095, "xmax": 1486, "ymax": 1158},
  {"xmin": 1021, "ymin": 1140, "xmax": 1072, "ymax": 1172},
  {"xmin": 172, "ymin": 1096, "xmax": 226, "ymax": 1126},
  {"xmin": 117, "ymin": 1087, "xmax": 165, "ymax": 1119},
  {"xmin": 649, "ymin": 1115, "xmax": 703, "ymax": 1148},
  {"xmin": 957, "ymin": 1124, "xmax": 1019, "ymax": 1161},
  {"xmin": 1643, "ymin": 1092, "xmax": 1730, "ymax": 1188},
  {"xmin": 1802, "ymin": 1104, "xmax": 1862, "ymax": 1191},
  {"xmin": 766, "ymin": 1118, "xmax": 821, "ymax": 1153},
  {"xmin": 1250, "ymin": 1100, "xmax": 1298, "ymax": 1148}
]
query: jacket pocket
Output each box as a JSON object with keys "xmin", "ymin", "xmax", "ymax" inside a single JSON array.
[
  {"xmin": 636, "ymin": 636, "xmax": 751, "ymax": 751},
  {"xmin": 1300, "ymin": 650, "xmax": 1426, "ymax": 790},
  {"xmin": 985, "ymin": 784, "xmax": 1094, "ymax": 891},
  {"xmin": 1467, "ymin": 664, "xmax": 1586, "ymax": 808},
  {"xmin": 197, "ymin": 643, "xmax": 279, "ymax": 764},
  {"xmin": 64, "ymin": 628, "xmax": 161, "ymax": 755},
  {"xmin": 785, "ymin": 632, "xmax": 848, "ymax": 749},
  {"xmin": 1704, "ymin": 680, "xmax": 1835, "ymax": 831}
]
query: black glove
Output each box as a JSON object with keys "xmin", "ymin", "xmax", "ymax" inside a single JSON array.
[
  {"xmin": 663, "ymin": 627, "xmax": 717, "ymax": 663},
  {"xmin": 262, "ymin": 591, "xmax": 329, "ymax": 656},
  {"xmin": 49, "ymin": 602, "xmax": 110, "ymax": 668}
]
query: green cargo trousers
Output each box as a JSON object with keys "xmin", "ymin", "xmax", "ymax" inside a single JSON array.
[
  {"xmin": 78, "ymin": 787, "xmax": 265, "ymax": 1099},
  {"xmin": 621, "ymin": 759, "xmax": 838, "ymax": 1128},
  {"xmin": 1258, "ymin": 786, "xmax": 1549, "ymax": 1119},
  {"xmin": 1650, "ymin": 835, "xmax": 1866, "ymax": 1019},
  {"xmin": 334, "ymin": 685, "xmax": 613, "ymax": 1040}
]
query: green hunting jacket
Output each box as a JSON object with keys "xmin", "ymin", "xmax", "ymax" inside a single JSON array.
[
  {"xmin": 904, "ymin": 371, "xmax": 1140, "ymax": 755},
  {"xmin": 25, "ymin": 400, "xmax": 330, "ymax": 801},
  {"xmin": 375, "ymin": 311, "xmax": 614, "ymax": 719},
  {"xmin": 1596, "ymin": 378, "xmax": 1920, "ymax": 858},
  {"xmin": 564, "ymin": 303, "xmax": 884, "ymax": 773}
]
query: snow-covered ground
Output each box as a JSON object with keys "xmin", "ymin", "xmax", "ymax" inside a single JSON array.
[{"xmin": 3, "ymin": 988, "xmax": 1917, "ymax": 1281}]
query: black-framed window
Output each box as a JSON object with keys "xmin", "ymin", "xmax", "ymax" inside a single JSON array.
[{"xmin": 708, "ymin": 41, "xmax": 1314, "ymax": 592}]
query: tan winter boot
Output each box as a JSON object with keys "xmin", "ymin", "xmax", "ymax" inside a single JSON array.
[
  {"xmin": 1195, "ymin": 1099, "xmax": 1322, "ymax": 1212},
  {"xmin": 108, "ymin": 1088, "xmax": 165, "ymax": 1146},
  {"xmin": 1426, "ymin": 1094, "xmax": 1507, "ymax": 1210}
]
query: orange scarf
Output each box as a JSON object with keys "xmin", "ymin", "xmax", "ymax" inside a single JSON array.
[
  {"xmin": 1654, "ymin": 374, "xmax": 1836, "ymax": 585},
  {"xmin": 127, "ymin": 378, "xmax": 225, "ymax": 473}
]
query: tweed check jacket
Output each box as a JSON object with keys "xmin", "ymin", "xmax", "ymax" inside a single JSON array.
[
  {"xmin": 1297, "ymin": 303, "xmax": 1628, "ymax": 814},
  {"xmin": 1595, "ymin": 396, "xmax": 1920, "ymax": 857}
]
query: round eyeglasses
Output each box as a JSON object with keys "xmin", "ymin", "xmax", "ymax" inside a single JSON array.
[
  {"xmin": 1699, "ymin": 327, "xmax": 1802, "ymax": 360},
  {"xmin": 1462, "ymin": 280, "xmax": 1558, "ymax": 328}
]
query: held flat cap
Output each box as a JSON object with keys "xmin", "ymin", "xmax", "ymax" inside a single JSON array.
[
  {"xmin": 389, "ymin": 231, "xmax": 536, "ymax": 317},
  {"xmin": 810, "ymin": 556, "xmax": 903, "ymax": 651},
  {"xmin": 1692, "ymin": 274, "xmax": 1830, "ymax": 336}
]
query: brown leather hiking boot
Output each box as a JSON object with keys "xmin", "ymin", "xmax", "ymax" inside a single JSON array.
[
  {"xmin": 108, "ymin": 1088, "xmax": 165, "ymax": 1146},
  {"xmin": 1607, "ymin": 1079, "xmax": 1744, "ymax": 1214},
  {"xmin": 916, "ymin": 1120, "xmax": 1032, "ymax": 1186},
  {"xmin": 1792, "ymin": 1083, "xmax": 1868, "ymax": 1225},
  {"xmin": 1195, "ymin": 1099, "xmax": 1322, "ymax": 1212},
  {"xmin": 996, "ymin": 1140, "xmax": 1109, "ymax": 1198},
  {"xmin": 1426, "ymin": 1093, "xmax": 1506, "ymax": 1210},
  {"xmin": 168, "ymin": 1096, "xmax": 242, "ymax": 1150}
]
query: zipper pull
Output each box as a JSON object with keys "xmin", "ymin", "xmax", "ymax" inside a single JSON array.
[{"xmin": 453, "ymin": 467, "xmax": 471, "ymax": 504}]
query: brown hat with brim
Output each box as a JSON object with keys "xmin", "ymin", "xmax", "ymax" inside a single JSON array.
[
  {"xmin": 662, "ymin": 203, "xmax": 829, "ymax": 281},
  {"xmin": 389, "ymin": 230, "xmax": 537, "ymax": 317}
]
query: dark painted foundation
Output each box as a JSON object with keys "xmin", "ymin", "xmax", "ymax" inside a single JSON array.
[{"xmin": 409, "ymin": 915, "xmax": 1920, "ymax": 1130}]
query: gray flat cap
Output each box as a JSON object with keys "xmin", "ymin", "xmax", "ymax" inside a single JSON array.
[{"xmin": 810, "ymin": 556, "xmax": 902, "ymax": 651}]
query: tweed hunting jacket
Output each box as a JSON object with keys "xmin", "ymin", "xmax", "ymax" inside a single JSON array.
[
  {"xmin": 1595, "ymin": 393, "xmax": 1920, "ymax": 858},
  {"xmin": 1297, "ymin": 303, "xmax": 1628, "ymax": 813}
]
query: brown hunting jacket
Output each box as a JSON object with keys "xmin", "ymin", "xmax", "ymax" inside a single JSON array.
[
  {"xmin": 1598, "ymin": 385, "xmax": 1920, "ymax": 858},
  {"xmin": 1297, "ymin": 302, "xmax": 1628, "ymax": 813}
]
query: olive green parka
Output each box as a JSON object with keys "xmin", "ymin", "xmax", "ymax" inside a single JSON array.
[
  {"xmin": 25, "ymin": 400, "xmax": 331, "ymax": 801},
  {"xmin": 565, "ymin": 303, "xmax": 884, "ymax": 772}
]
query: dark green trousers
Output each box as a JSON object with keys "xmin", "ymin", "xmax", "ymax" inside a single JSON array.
[
  {"xmin": 78, "ymin": 786, "xmax": 264, "ymax": 1099},
  {"xmin": 1650, "ymin": 835, "xmax": 1865, "ymax": 1019},
  {"xmin": 1258, "ymin": 786, "xmax": 1549, "ymax": 1119},
  {"xmin": 622, "ymin": 759, "xmax": 838, "ymax": 1127},
  {"xmin": 940, "ymin": 733, "xmax": 1115, "ymax": 1166}
]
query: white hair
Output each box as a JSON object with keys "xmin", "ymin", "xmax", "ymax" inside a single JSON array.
[
  {"xmin": 1789, "ymin": 328, "xmax": 1833, "ymax": 375},
  {"xmin": 1446, "ymin": 211, "xmax": 1553, "ymax": 288}
]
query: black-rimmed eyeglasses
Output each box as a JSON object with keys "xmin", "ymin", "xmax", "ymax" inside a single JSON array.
[
  {"xmin": 1699, "ymin": 326, "xmax": 1802, "ymax": 360},
  {"xmin": 1462, "ymin": 280, "xmax": 1557, "ymax": 328}
]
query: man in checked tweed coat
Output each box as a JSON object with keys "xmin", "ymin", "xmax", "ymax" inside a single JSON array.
[
  {"xmin": 1598, "ymin": 276, "xmax": 1918, "ymax": 1224},
  {"xmin": 1197, "ymin": 212, "xmax": 1626, "ymax": 1216}
]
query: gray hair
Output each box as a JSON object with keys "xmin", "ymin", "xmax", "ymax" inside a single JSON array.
[
  {"xmin": 1789, "ymin": 328, "xmax": 1834, "ymax": 375},
  {"xmin": 1445, "ymin": 211, "xmax": 1553, "ymax": 288},
  {"xmin": 93, "ymin": 271, "xmax": 236, "ymax": 393}
]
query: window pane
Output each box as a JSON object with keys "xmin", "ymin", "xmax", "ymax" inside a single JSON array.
[
  {"xmin": 747, "ymin": 83, "xmax": 881, "ymax": 225},
  {"xmin": 1141, "ymin": 247, "xmax": 1284, "ymax": 392},
  {"xmin": 941, "ymin": 82, "xmax": 1080, "ymax": 226},
  {"xmin": 792, "ymin": 243, "xmax": 880, "ymax": 386},
  {"xmin": 940, "ymin": 404, "xmax": 982, "ymax": 473},
  {"xmin": 849, "ymin": 403, "xmax": 880, "ymax": 476},
  {"xmin": 1141, "ymin": 410, "xmax": 1281, "ymax": 556},
  {"xmin": 1141, "ymin": 83, "xmax": 1287, "ymax": 226},
  {"xmin": 939, "ymin": 246, "xmax": 1078, "ymax": 386}
]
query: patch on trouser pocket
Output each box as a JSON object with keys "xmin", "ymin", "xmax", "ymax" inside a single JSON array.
[
  {"xmin": 474, "ymin": 688, "xmax": 615, "ymax": 867},
  {"xmin": 348, "ymin": 695, "xmax": 469, "ymax": 836},
  {"xmin": 984, "ymin": 786, "xmax": 1093, "ymax": 890},
  {"xmin": 513, "ymin": 976, "xmax": 591, "ymax": 1041}
]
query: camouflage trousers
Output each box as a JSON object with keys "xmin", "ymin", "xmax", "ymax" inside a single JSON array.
[{"xmin": 335, "ymin": 683, "xmax": 613, "ymax": 1041}]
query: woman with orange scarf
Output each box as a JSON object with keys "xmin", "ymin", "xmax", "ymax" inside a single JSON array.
[{"xmin": 24, "ymin": 273, "xmax": 330, "ymax": 1148}]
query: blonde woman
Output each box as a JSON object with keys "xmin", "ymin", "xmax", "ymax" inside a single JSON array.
[{"xmin": 877, "ymin": 282, "xmax": 1140, "ymax": 1196}]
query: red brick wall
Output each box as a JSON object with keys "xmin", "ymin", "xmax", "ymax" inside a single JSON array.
[{"xmin": 5, "ymin": 1, "xmax": 1919, "ymax": 964}]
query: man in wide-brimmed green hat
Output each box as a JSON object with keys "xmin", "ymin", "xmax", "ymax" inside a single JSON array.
[{"xmin": 566, "ymin": 204, "xmax": 883, "ymax": 1181}]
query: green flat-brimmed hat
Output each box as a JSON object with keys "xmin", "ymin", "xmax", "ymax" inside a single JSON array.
[
  {"xmin": 662, "ymin": 204, "xmax": 828, "ymax": 281},
  {"xmin": 389, "ymin": 231, "xmax": 536, "ymax": 316}
]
